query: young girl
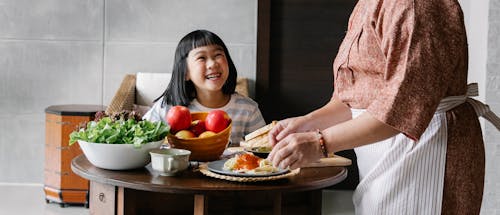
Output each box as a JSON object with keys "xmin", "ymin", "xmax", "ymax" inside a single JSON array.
[{"xmin": 143, "ymin": 30, "xmax": 266, "ymax": 146}]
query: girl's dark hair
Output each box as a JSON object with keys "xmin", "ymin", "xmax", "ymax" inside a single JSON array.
[{"xmin": 156, "ymin": 29, "xmax": 237, "ymax": 107}]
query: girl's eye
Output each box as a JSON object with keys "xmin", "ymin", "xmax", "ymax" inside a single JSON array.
[{"xmin": 196, "ymin": 56, "xmax": 206, "ymax": 61}]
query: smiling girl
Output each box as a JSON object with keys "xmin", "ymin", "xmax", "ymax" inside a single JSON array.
[{"xmin": 143, "ymin": 30, "xmax": 266, "ymax": 145}]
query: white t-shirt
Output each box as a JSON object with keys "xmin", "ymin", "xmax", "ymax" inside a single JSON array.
[{"xmin": 143, "ymin": 93, "xmax": 266, "ymax": 146}]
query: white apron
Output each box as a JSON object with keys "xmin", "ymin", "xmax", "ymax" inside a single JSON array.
[{"xmin": 352, "ymin": 83, "xmax": 500, "ymax": 214}]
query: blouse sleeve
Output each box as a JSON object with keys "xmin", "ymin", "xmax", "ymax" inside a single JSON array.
[{"xmin": 365, "ymin": 1, "xmax": 466, "ymax": 140}]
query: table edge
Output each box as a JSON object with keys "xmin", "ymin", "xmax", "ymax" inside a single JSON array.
[{"xmin": 71, "ymin": 155, "xmax": 348, "ymax": 194}]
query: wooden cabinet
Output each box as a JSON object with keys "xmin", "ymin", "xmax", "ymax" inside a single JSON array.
[
  {"xmin": 44, "ymin": 104, "xmax": 105, "ymax": 207},
  {"xmin": 256, "ymin": 0, "xmax": 360, "ymax": 189}
]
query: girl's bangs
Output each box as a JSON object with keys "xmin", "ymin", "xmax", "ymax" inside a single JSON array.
[{"xmin": 191, "ymin": 34, "xmax": 222, "ymax": 50}]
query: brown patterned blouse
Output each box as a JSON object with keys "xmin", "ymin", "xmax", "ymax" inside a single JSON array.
[{"xmin": 332, "ymin": 0, "xmax": 468, "ymax": 140}]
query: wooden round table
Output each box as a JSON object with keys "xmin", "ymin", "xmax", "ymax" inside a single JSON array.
[{"xmin": 72, "ymin": 155, "xmax": 347, "ymax": 215}]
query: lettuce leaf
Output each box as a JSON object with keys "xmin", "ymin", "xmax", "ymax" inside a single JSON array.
[{"xmin": 69, "ymin": 117, "xmax": 169, "ymax": 148}]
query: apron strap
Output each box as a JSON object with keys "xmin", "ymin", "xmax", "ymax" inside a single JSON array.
[
  {"xmin": 436, "ymin": 83, "xmax": 500, "ymax": 131},
  {"xmin": 467, "ymin": 98, "xmax": 500, "ymax": 131}
]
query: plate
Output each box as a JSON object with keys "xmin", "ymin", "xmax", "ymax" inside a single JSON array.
[
  {"xmin": 199, "ymin": 164, "xmax": 300, "ymax": 182},
  {"xmin": 207, "ymin": 159, "xmax": 289, "ymax": 177},
  {"xmin": 244, "ymin": 147, "xmax": 271, "ymax": 158}
]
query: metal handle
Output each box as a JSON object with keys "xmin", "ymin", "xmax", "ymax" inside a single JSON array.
[
  {"xmin": 160, "ymin": 144, "xmax": 170, "ymax": 150},
  {"xmin": 98, "ymin": 193, "xmax": 105, "ymax": 202}
]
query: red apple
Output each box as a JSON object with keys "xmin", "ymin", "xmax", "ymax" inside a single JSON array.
[
  {"xmin": 166, "ymin": 106, "xmax": 191, "ymax": 132},
  {"xmin": 205, "ymin": 110, "xmax": 230, "ymax": 133},
  {"xmin": 175, "ymin": 130, "xmax": 196, "ymax": 139},
  {"xmin": 190, "ymin": 120, "xmax": 206, "ymax": 136},
  {"xmin": 199, "ymin": 131, "xmax": 217, "ymax": 138}
]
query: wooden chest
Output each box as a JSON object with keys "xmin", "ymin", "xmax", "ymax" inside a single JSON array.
[{"xmin": 44, "ymin": 104, "xmax": 105, "ymax": 207}]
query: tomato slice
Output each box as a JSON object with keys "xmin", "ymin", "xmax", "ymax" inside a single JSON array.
[{"xmin": 234, "ymin": 153, "xmax": 261, "ymax": 170}]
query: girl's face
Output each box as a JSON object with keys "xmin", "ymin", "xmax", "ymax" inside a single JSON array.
[{"xmin": 186, "ymin": 45, "xmax": 229, "ymax": 94}]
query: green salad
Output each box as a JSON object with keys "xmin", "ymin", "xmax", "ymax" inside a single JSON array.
[{"xmin": 69, "ymin": 111, "xmax": 169, "ymax": 148}]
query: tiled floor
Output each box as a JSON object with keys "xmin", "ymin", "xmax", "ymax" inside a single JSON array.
[
  {"xmin": 323, "ymin": 189, "xmax": 356, "ymax": 215},
  {"xmin": 0, "ymin": 184, "xmax": 354, "ymax": 215}
]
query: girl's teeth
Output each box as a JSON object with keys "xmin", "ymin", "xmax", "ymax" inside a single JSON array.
[{"xmin": 206, "ymin": 73, "xmax": 221, "ymax": 79}]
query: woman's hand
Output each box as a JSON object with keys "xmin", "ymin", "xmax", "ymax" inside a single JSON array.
[
  {"xmin": 266, "ymin": 99, "xmax": 352, "ymax": 170},
  {"xmin": 267, "ymin": 131, "xmax": 323, "ymax": 169},
  {"xmin": 268, "ymin": 99, "xmax": 351, "ymax": 147},
  {"xmin": 268, "ymin": 116, "xmax": 311, "ymax": 146}
]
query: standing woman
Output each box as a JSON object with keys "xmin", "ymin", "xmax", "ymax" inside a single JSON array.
[{"xmin": 267, "ymin": 0, "xmax": 500, "ymax": 214}]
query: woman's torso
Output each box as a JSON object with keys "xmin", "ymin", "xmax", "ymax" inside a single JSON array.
[{"xmin": 332, "ymin": 0, "xmax": 469, "ymax": 139}]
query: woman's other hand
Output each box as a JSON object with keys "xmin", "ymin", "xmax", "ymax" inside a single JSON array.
[
  {"xmin": 267, "ymin": 131, "xmax": 323, "ymax": 169},
  {"xmin": 268, "ymin": 99, "xmax": 351, "ymax": 148},
  {"xmin": 268, "ymin": 116, "xmax": 311, "ymax": 146}
]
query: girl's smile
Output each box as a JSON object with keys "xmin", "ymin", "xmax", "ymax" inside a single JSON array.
[{"xmin": 205, "ymin": 72, "xmax": 222, "ymax": 80}]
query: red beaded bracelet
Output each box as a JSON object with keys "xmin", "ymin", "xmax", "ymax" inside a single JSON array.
[{"xmin": 316, "ymin": 129, "xmax": 328, "ymax": 158}]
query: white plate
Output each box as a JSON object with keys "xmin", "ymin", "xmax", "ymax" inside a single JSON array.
[{"xmin": 206, "ymin": 159, "xmax": 289, "ymax": 177}]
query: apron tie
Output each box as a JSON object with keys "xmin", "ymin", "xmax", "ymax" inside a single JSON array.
[{"xmin": 436, "ymin": 83, "xmax": 500, "ymax": 131}]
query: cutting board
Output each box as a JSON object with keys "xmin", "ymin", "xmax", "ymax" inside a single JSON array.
[{"xmin": 302, "ymin": 155, "xmax": 352, "ymax": 168}]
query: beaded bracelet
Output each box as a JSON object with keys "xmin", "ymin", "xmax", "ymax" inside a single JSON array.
[{"xmin": 316, "ymin": 129, "xmax": 328, "ymax": 158}]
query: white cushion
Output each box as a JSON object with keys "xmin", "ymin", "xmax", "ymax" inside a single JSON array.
[{"xmin": 136, "ymin": 72, "xmax": 172, "ymax": 106}]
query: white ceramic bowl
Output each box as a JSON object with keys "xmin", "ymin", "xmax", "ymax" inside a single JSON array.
[{"xmin": 77, "ymin": 140, "xmax": 163, "ymax": 170}]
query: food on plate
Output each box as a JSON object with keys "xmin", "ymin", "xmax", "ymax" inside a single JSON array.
[
  {"xmin": 251, "ymin": 146, "xmax": 272, "ymax": 153},
  {"xmin": 240, "ymin": 121, "xmax": 277, "ymax": 148},
  {"xmin": 223, "ymin": 153, "xmax": 279, "ymax": 174},
  {"xmin": 245, "ymin": 146, "xmax": 272, "ymax": 158}
]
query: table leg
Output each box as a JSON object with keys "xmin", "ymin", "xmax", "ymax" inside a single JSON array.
[
  {"xmin": 89, "ymin": 181, "xmax": 116, "ymax": 215},
  {"xmin": 273, "ymin": 193, "xmax": 282, "ymax": 215},
  {"xmin": 194, "ymin": 194, "xmax": 207, "ymax": 215},
  {"xmin": 117, "ymin": 187, "xmax": 125, "ymax": 215},
  {"xmin": 309, "ymin": 190, "xmax": 322, "ymax": 215}
]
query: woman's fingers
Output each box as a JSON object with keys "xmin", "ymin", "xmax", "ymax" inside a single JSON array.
[
  {"xmin": 277, "ymin": 152, "xmax": 296, "ymax": 169},
  {"xmin": 269, "ymin": 132, "xmax": 322, "ymax": 169},
  {"xmin": 288, "ymin": 158, "xmax": 300, "ymax": 170},
  {"xmin": 268, "ymin": 121, "xmax": 286, "ymax": 146},
  {"xmin": 267, "ymin": 137, "xmax": 283, "ymax": 163},
  {"xmin": 275, "ymin": 122, "xmax": 294, "ymax": 142},
  {"xmin": 268, "ymin": 136, "xmax": 292, "ymax": 167},
  {"xmin": 269, "ymin": 134, "xmax": 304, "ymax": 169}
]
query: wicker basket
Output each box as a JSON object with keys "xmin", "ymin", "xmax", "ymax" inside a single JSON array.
[{"xmin": 166, "ymin": 112, "xmax": 231, "ymax": 161}]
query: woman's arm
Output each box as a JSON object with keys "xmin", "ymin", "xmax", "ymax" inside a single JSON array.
[
  {"xmin": 323, "ymin": 112, "xmax": 400, "ymax": 153},
  {"xmin": 268, "ymin": 111, "xmax": 400, "ymax": 169},
  {"xmin": 303, "ymin": 98, "xmax": 352, "ymax": 130},
  {"xmin": 270, "ymin": 98, "xmax": 352, "ymax": 144}
]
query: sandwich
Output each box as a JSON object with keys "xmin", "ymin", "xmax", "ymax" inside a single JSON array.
[{"xmin": 240, "ymin": 121, "xmax": 277, "ymax": 148}]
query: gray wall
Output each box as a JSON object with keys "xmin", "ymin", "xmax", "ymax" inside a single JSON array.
[
  {"xmin": 0, "ymin": 0, "xmax": 257, "ymax": 183},
  {"xmin": 485, "ymin": 0, "xmax": 500, "ymax": 214},
  {"xmin": 0, "ymin": 0, "xmax": 499, "ymax": 214}
]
